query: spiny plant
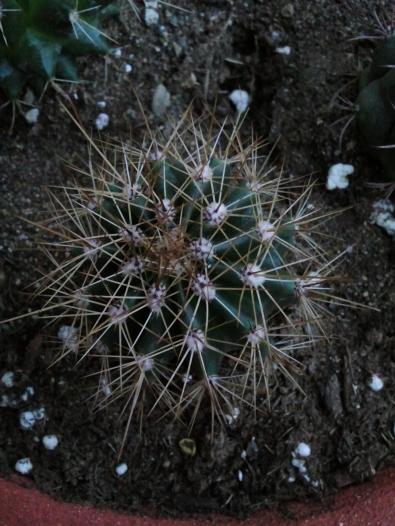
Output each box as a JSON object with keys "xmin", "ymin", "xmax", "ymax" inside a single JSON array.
[
  {"xmin": 0, "ymin": 0, "xmax": 116, "ymax": 112},
  {"xmin": 29, "ymin": 112, "xmax": 343, "ymax": 443},
  {"xmin": 356, "ymin": 23, "xmax": 395, "ymax": 180}
]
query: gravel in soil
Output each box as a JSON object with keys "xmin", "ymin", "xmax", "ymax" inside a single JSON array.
[{"xmin": 0, "ymin": 0, "xmax": 394, "ymax": 518}]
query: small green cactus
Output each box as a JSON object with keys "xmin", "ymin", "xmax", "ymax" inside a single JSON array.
[
  {"xmin": 39, "ymin": 116, "xmax": 337, "ymax": 434},
  {"xmin": 356, "ymin": 35, "xmax": 395, "ymax": 179},
  {"xmin": 0, "ymin": 0, "xmax": 114, "ymax": 101}
]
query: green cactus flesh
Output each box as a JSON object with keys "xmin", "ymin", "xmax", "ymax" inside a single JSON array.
[
  {"xmin": 357, "ymin": 36, "xmax": 395, "ymax": 179},
  {"xmin": 0, "ymin": 0, "xmax": 113, "ymax": 100},
  {"xmin": 42, "ymin": 124, "xmax": 332, "ymax": 428}
]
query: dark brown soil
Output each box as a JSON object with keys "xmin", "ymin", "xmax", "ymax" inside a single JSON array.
[{"xmin": 0, "ymin": 0, "xmax": 394, "ymax": 518}]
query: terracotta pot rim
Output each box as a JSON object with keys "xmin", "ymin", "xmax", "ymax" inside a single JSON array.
[{"xmin": 1, "ymin": 467, "xmax": 395, "ymax": 525}]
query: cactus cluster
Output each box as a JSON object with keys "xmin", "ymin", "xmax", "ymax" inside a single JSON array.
[
  {"xmin": 0, "ymin": 0, "xmax": 114, "ymax": 101},
  {"xmin": 357, "ymin": 35, "xmax": 395, "ymax": 179},
  {"xmin": 40, "ymin": 116, "xmax": 336, "ymax": 434}
]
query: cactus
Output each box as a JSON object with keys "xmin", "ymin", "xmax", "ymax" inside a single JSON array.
[
  {"xmin": 356, "ymin": 35, "xmax": 395, "ymax": 179},
  {"xmin": 0, "ymin": 0, "xmax": 115, "ymax": 101},
  {"xmin": 38, "ymin": 115, "xmax": 337, "ymax": 435}
]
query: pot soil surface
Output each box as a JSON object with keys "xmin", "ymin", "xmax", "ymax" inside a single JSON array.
[{"xmin": 0, "ymin": 0, "xmax": 394, "ymax": 519}]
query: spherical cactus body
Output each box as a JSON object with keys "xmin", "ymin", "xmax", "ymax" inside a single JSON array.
[{"xmin": 41, "ymin": 118, "xmax": 336, "ymax": 432}]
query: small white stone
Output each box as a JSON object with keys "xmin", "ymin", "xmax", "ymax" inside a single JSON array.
[
  {"xmin": 326, "ymin": 163, "xmax": 354, "ymax": 190},
  {"xmin": 20, "ymin": 411, "xmax": 36, "ymax": 430},
  {"xmin": 113, "ymin": 47, "xmax": 122, "ymax": 57},
  {"xmin": 368, "ymin": 374, "xmax": 384, "ymax": 392},
  {"xmin": 229, "ymin": 89, "xmax": 250, "ymax": 113},
  {"xmin": 115, "ymin": 462, "xmax": 128, "ymax": 476},
  {"xmin": 275, "ymin": 45, "xmax": 291, "ymax": 55},
  {"xmin": 288, "ymin": 475, "xmax": 296, "ymax": 483},
  {"xmin": 270, "ymin": 30, "xmax": 281, "ymax": 43},
  {"xmin": 291, "ymin": 458, "xmax": 307, "ymax": 474},
  {"xmin": 15, "ymin": 458, "xmax": 33, "ymax": 475},
  {"xmin": 124, "ymin": 63, "xmax": 133, "ymax": 73},
  {"xmin": 240, "ymin": 450, "xmax": 247, "ymax": 460},
  {"xmin": 95, "ymin": 113, "xmax": 110, "ymax": 131},
  {"xmin": 20, "ymin": 407, "xmax": 46, "ymax": 430},
  {"xmin": 21, "ymin": 386, "xmax": 35, "ymax": 402},
  {"xmin": 152, "ymin": 84, "xmax": 171, "ymax": 117},
  {"xmin": 295, "ymin": 442, "xmax": 311, "ymax": 458},
  {"xmin": 24, "ymin": 108, "xmax": 40, "ymax": 124},
  {"xmin": 370, "ymin": 199, "xmax": 395, "ymax": 236},
  {"xmin": 42, "ymin": 435, "xmax": 59, "ymax": 450},
  {"xmin": 97, "ymin": 100, "xmax": 107, "ymax": 108},
  {"xmin": 1, "ymin": 371, "xmax": 15, "ymax": 388},
  {"xmin": 144, "ymin": 7, "xmax": 159, "ymax": 26},
  {"xmin": 237, "ymin": 469, "xmax": 244, "ymax": 482}
]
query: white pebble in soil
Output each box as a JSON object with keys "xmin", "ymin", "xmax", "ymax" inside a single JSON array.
[
  {"xmin": 21, "ymin": 386, "xmax": 35, "ymax": 401},
  {"xmin": 24, "ymin": 108, "xmax": 40, "ymax": 124},
  {"xmin": 115, "ymin": 463, "xmax": 128, "ymax": 476},
  {"xmin": 368, "ymin": 374, "xmax": 384, "ymax": 392},
  {"xmin": 290, "ymin": 442, "xmax": 319, "ymax": 487},
  {"xmin": 294, "ymin": 442, "xmax": 311, "ymax": 458},
  {"xmin": 275, "ymin": 45, "xmax": 291, "ymax": 55},
  {"xmin": 1, "ymin": 371, "xmax": 15, "ymax": 388},
  {"xmin": 20, "ymin": 411, "xmax": 36, "ymax": 430},
  {"xmin": 144, "ymin": 1, "xmax": 159, "ymax": 26},
  {"xmin": 152, "ymin": 83, "xmax": 171, "ymax": 117},
  {"xmin": 124, "ymin": 63, "xmax": 133, "ymax": 74},
  {"xmin": 326, "ymin": 163, "xmax": 354, "ymax": 190},
  {"xmin": 15, "ymin": 458, "xmax": 33, "ymax": 475},
  {"xmin": 95, "ymin": 113, "xmax": 110, "ymax": 131},
  {"xmin": 370, "ymin": 199, "xmax": 395, "ymax": 236},
  {"xmin": 20, "ymin": 407, "xmax": 46, "ymax": 430},
  {"xmin": 42, "ymin": 435, "xmax": 59, "ymax": 450},
  {"xmin": 228, "ymin": 89, "xmax": 250, "ymax": 114}
]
